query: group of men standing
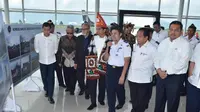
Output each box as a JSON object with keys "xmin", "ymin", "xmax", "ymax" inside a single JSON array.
[{"xmin": 34, "ymin": 14, "xmax": 200, "ymax": 112}]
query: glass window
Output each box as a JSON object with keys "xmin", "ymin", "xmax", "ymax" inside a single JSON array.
[
  {"xmin": 57, "ymin": 14, "xmax": 82, "ymax": 25},
  {"xmin": 183, "ymin": 0, "xmax": 189, "ymax": 16},
  {"xmin": 160, "ymin": 0, "xmax": 179, "ymax": 15},
  {"xmin": 186, "ymin": 19, "xmax": 200, "ymax": 30},
  {"xmin": 160, "ymin": 18, "xmax": 186, "ymax": 32},
  {"xmin": 100, "ymin": 0, "xmax": 118, "ymax": 12},
  {"xmin": 24, "ymin": 13, "xmax": 55, "ymax": 24},
  {"xmin": 189, "ymin": 0, "xmax": 200, "ymax": 16},
  {"xmin": 9, "ymin": 0, "xmax": 22, "ymax": 9},
  {"xmin": 10, "ymin": 12, "xmax": 23, "ymax": 24},
  {"xmin": 0, "ymin": 0, "xmax": 4, "ymax": 8},
  {"xmin": 102, "ymin": 15, "xmax": 117, "ymax": 25},
  {"xmin": 24, "ymin": 0, "xmax": 55, "ymax": 10},
  {"xmin": 119, "ymin": 0, "xmax": 159, "ymax": 11},
  {"xmin": 57, "ymin": 0, "xmax": 86, "ymax": 11},
  {"xmin": 88, "ymin": 0, "xmax": 95, "ymax": 12}
]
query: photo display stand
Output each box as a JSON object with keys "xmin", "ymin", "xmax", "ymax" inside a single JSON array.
[{"xmin": 3, "ymin": 84, "xmax": 21, "ymax": 112}]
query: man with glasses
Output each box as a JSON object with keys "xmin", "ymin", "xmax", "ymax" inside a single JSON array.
[
  {"xmin": 154, "ymin": 21, "xmax": 191, "ymax": 112},
  {"xmin": 57, "ymin": 25, "xmax": 76, "ymax": 95},
  {"xmin": 75, "ymin": 22, "xmax": 93, "ymax": 97}
]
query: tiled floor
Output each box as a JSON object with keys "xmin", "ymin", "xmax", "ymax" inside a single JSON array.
[{"xmin": 10, "ymin": 70, "xmax": 186, "ymax": 112}]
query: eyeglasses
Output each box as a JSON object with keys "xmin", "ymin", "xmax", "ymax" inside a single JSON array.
[
  {"xmin": 67, "ymin": 32, "xmax": 73, "ymax": 35},
  {"xmin": 82, "ymin": 28, "xmax": 89, "ymax": 31}
]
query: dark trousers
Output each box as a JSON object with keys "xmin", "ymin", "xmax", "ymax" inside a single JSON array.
[
  {"xmin": 55, "ymin": 61, "xmax": 65, "ymax": 86},
  {"xmin": 76, "ymin": 68, "xmax": 85, "ymax": 91},
  {"xmin": 88, "ymin": 75, "xmax": 106, "ymax": 104},
  {"xmin": 40, "ymin": 63, "xmax": 55, "ymax": 97},
  {"xmin": 129, "ymin": 81, "xmax": 152, "ymax": 112},
  {"xmin": 186, "ymin": 82, "xmax": 200, "ymax": 112},
  {"xmin": 154, "ymin": 74, "xmax": 182, "ymax": 112},
  {"xmin": 180, "ymin": 73, "xmax": 187, "ymax": 94},
  {"xmin": 63, "ymin": 66, "xmax": 76, "ymax": 92},
  {"xmin": 106, "ymin": 65, "xmax": 125, "ymax": 112}
]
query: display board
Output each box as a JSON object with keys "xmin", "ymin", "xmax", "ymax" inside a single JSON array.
[
  {"xmin": 3, "ymin": 24, "xmax": 42, "ymax": 85},
  {"xmin": 0, "ymin": 12, "xmax": 12, "ymax": 112}
]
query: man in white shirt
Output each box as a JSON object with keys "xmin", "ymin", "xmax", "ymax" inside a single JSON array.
[
  {"xmin": 48, "ymin": 21, "xmax": 66, "ymax": 88},
  {"xmin": 152, "ymin": 21, "xmax": 168, "ymax": 44},
  {"xmin": 180, "ymin": 24, "xmax": 199, "ymax": 96},
  {"xmin": 128, "ymin": 27, "xmax": 156, "ymax": 112},
  {"xmin": 154, "ymin": 21, "xmax": 191, "ymax": 112},
  {"xmin": 187, "ymin": 43, "xmax": 200, "ymax": 112},
  {"xmin": 34, "ymin": 22, "xmax": 58, "ymax": 104},
  {"xmin": 184, "ymin": 24, "xmax": 199, "ymax": 50}
]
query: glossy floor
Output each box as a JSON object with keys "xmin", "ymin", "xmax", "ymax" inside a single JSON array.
[{"xmin": 12, "ymin": 70, "xmax": 186, "ymax": 112}]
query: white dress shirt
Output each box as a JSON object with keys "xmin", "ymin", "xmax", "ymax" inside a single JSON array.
[
  {"xmin": 184, "ymin": 35, "xmax": 199, "ymax": 49},
  {"xmin": 150, "ymin": 39, "xmax": 159, "ymax": 48},
  {"xmin": 34, "ymin": 33, "xmax": 58, "ymax": 65},
  {"xmin": 94, "ymin": 35, "xmax": 107, "ymax": 60},
  {"xmin": 154, "ymin": 37, "xmax": 191, "ymax": 75},
  {"xmin": 188, "ymin": 43, "xmax": 200, "ymax": 88},
  {"xmin": 108, "ymin": 39, "xmax": 131, "ymax": 66},
  {"xmin": 128, "ymin": 41, "xmax": 156, "ymax": 83},
  {"xmin": 152, "ymin": 29, "xmax": 168, "ymax": 44}
]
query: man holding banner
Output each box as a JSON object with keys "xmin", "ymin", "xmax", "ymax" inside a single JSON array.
[{"xmin": 34, "ymin": 22, "xmax": 58, "ymax": 104}]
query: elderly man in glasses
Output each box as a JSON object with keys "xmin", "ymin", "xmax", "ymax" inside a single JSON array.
[{"xmin": 57, "ymin": 25, "xmax": 77, "ymax": 95}]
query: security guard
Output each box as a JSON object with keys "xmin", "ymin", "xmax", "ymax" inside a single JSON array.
[
  {"xmin": 103, "ymin": 23, "xmax": 131, "ymax": 112},
  {"xmin": 128, "ymin": 27, "xmax": 156, "ymax": 112}
]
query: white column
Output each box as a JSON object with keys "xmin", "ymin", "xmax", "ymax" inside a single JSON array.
[
  {"xmin": 4, "ymin": 0, "xmax": 10, "ymax": 24},
  {"xmin": 117, "ymin": 0, "xmax": 120, "ymax": 24},
  {"xmin": 177, "ymin": 0, "xmax": 185, "ymax": 22},
  {"xmin": 158, "ymin": 0, "xmax": 161, "ymax": 11},
  {"xmin": 22, "ymin": 0, "xmax": 25, "ymax": 24},
  {"xmin": 55, "ymin": 0, "xmax": 57, "ymax": 25},
  {"xmin": 86, "ymin": 0, "xmax": 88, "ymax": 22},
  {"xmin": 184, "ymin": 0, "xmax": 190, "ymax": 32},
  {"xmin": 95, "ymin": 0, "xmax": 100, "ymax": 32}
]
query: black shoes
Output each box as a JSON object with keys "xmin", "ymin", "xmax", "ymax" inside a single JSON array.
[
  {"xmin": 65, "ymin": 88, "xmax": 70, "ymax": 92},
  {"xmin": 99, "ymin": 101, "xmax": 105, "ymax": 105},
  {"xmin": 115, "ymin": 104, "xmax": 124, "ymax": 110},
  {"xmin": 48, "ymin": 97, "xmax": 55, "ymax": 104},
  {"xmin": 45, "ymin": 92, "xmax": 48, "ymax": 97},
  {"xmin": 59, "ymin": 84, "xmax": 66, "ymax": 88},
  {"xmin": 87, "ymin": 104, "xmax": 97, "ymax": 110},
  {"xmin": 70, "ymin": 91, "xmax": 74, "ymax": 95},
  {"xmin": 85, "ymin": 94, "xmax": 90, "ymax": 100},
  {"xmin": 79, "ymin": 90, "xmax": 84, "ymax": 95}
]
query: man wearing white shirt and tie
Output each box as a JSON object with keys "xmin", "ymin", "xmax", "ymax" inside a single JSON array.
[
  {"xmin": 152, "ymin": 21, "xmax": 168, "ymax": 44},
  {"xmin": 187, "ymin": 43, "xmax": 200, "ymax": 112},
  {"xmin": 34, "ymin": 22, "xmax": 58, "ymax": 104},
  {"xmin": 154, "ymin": 21, "xmax": 191, "ymax": 112}
]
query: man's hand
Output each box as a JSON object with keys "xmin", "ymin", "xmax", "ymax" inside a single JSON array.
[
  {"xmin": 119, "ymin": 75, "xmax": 125, "ymax": 85},
  {"xmin": 107, "ymin": 41, "xmax": 112, "ymax": 48},
  {"xmin": 157, "ymin": 69, "xmax": 167, "ymax": 79},
  {"xmin": 74, "ymin": 64, "xmax": 77, "ymax": 69}
]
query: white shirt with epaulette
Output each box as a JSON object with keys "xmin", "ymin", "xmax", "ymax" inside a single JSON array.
[
  {"xmin": 188, "ymin": 43, "xmax": 200, "ymax": 89},
  {"xmin": 108, "ymin": 39, "xmax": 131, "ymax": 66},
  {"xmin": 128, "ymin": 41, "xmax": 157, "ymax": 83},
  {"xmin": 184, "ymin": 35, "xmax": 199, "ymax": 49}
]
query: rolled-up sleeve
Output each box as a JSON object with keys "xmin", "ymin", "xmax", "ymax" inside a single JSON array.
[{"xmin": 34, "ymin": 35, "xmax": 39, "ymax": 53}]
